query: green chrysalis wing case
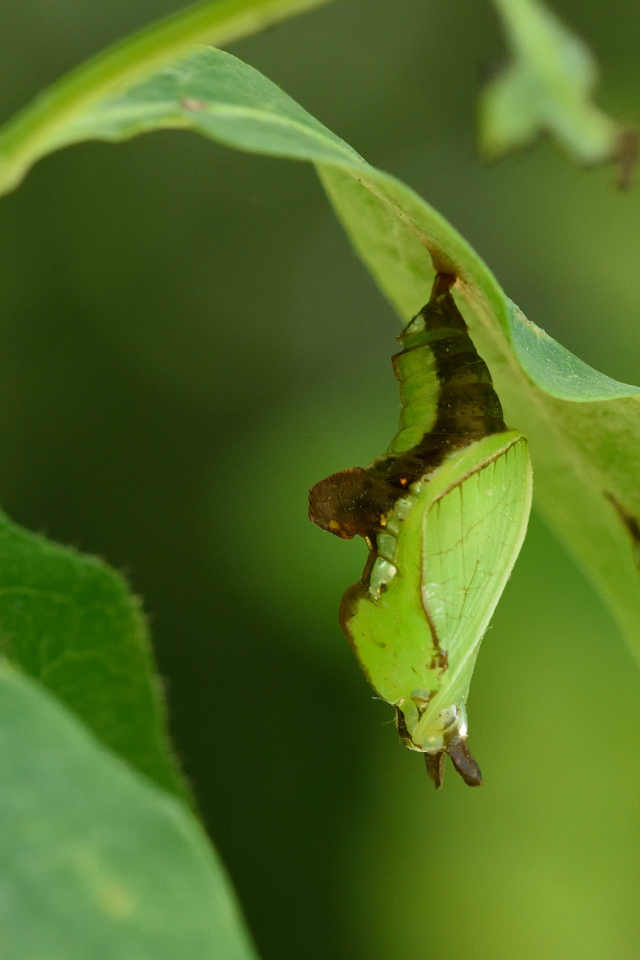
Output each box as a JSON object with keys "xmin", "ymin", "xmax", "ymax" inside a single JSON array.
[{"xmin": 309, "ymin": 274, "xmax": 532, "ymax": 788}]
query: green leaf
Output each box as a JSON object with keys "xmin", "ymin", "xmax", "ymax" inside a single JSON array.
[
  {"xmin": 480, "ymin": 0, "xmax": 619, "ymax": 165},
  {"xmin": 0, "ymin": 0, "xmax": 338, "ymax": 194},
  {"xmin": 317, "ymin": 164, "xmax": 640, "ymax": 664},
  {"xmin": 0, "ymin": 511, "xmax": 187, "ymax": 801},
  {"xmin": 1, "ymin": 20, "xmax": 640, "ymax": 666},
  {"xmin": 37, "ymin": 45, "xmax": 363, "ymax": 168},
  {"xmin": 505, "ymin": 299, "xmax": 640, "ymax": 401},
  {"xmin": 0, "ymin": 657, "xmax": 257, "ymax": 960}
]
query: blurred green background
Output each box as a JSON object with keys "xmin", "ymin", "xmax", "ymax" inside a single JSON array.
[{"xmin": 2, "ymin": 1, "xmax": 640, "ymax": 958}]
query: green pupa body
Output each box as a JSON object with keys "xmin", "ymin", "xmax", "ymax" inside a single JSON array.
[{"xmin": 309, "ymin": 275, "xmax": 532, "ymax": 786}]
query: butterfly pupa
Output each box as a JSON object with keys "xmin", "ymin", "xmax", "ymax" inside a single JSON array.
[{"xmin": 309, "ymin": 274, "xmax": 532, "ymax": 787}]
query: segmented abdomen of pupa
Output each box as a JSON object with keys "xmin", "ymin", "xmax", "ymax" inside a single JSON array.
[{"xmin": 369, "ymin": 273, "xmax": 507, "ymax": 489}]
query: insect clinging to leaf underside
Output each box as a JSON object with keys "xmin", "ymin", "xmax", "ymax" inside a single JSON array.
[{"xmin": 308, "ymin": 273, "xmax": 532, "ymax": 788}]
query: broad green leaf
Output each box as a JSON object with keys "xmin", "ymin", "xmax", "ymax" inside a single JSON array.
[
  {"xmin": 1, "ymin": 28, "xmax": 640, "ymax": 665},
  {"xmin": 0, "ymin": 657, "xmax": 257, "ymax": 960},
  {"xmin": 0, "ymin": 510, "xmax": 187, "ymax": 800},
  {"xmin": 318, "ymin": 164, "xmax": 640, "ymax": 664},
  {"xmin": 480, "ymin": 0, "xmax": 619, "ymax": 165},
  {"xmin": 505, "ymin": 299, "xmax": 640, "ymax": 401}
]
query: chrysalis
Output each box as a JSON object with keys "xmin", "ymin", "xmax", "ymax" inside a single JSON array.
[{"xmin": 309, "ymin": 274, "xmax": 532, "ymax": 787}]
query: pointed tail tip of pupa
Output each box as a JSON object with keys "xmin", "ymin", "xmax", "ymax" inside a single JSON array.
[
  {"xmin": 424, "ymin": 740, "xmax": 482, "ymax": 789},
  {"xmin": 446, "ymin": 733, "xmax": 483, "ymax": 787},
  {"xmin": 424, "ymin": 750, "xmax": 445, "ymax": 789}
]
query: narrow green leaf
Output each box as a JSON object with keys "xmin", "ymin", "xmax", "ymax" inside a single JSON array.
[
  {"xmin": 1, "ymin": 33, "xmax": 640, "ymax": 661},
  {"xmin": 480, "ymin": 0, "xmax": 619, "ymax": 165},
  {"xmin": 37, "ymin": 46, "xmax": 363, "ymax": 169},
  {"xmin": 0, "ymin": 511, "xmax": 187, "ymax": 801},
  {"xmin": 0, "ymin": 658, "xmax": 257, "ymax": 960},
  {"xmin": 0, "ymin": 0, "xmax": 337, "ymax": 194}
]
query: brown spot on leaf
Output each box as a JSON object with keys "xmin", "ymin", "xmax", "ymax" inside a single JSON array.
[
  {"xmin": 181, "ymin": 97, "xmax": 208, "ymax": 111},
  {"xmin": 604, "ymin": 490, "xmax": 640, "ymax": 568},
  {"xmin": 429, "ymin": 650, "xmax": 448, "ymax": 673}
]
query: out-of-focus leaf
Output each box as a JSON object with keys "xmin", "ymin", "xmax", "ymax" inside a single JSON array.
[
  {"xmin": 0, "ymin": 511, "xmax": 187, "ymax": 800},
  {"xmin": 480, "ymin": 0, "xmax": 619, "ymax": 166},
  {"xmin": 0, "ymin": 657, "xmax": 258, "ymax": 960},
  {"xmin": 1, "ymin": 41, "xmax": 640, "ymax": 662}
]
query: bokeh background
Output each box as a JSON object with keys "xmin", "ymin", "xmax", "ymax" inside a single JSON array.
[{"xmin": 2, "ymin": 1, "xmax": 640, "ymax": 957}]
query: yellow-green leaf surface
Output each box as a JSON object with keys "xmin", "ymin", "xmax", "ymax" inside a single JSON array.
[
  {"xmin": 0, "ymin": 511, "xmax": 187, "ymax": 800},
  {"xmin": 480, "ymin": 0, "xmax": 619, "ymax": 164},
  {"xmin": 1, "ymin": 11, "xmax": 640, "ymax": 671},
  {"xmin": 0, "ymin": 657, "xmax": 257, "ymax": 960}
]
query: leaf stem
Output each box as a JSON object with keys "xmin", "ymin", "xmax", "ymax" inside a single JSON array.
[{"xmin": 0, "ymin": 0, "xmax": 336, "ymax": 195}]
